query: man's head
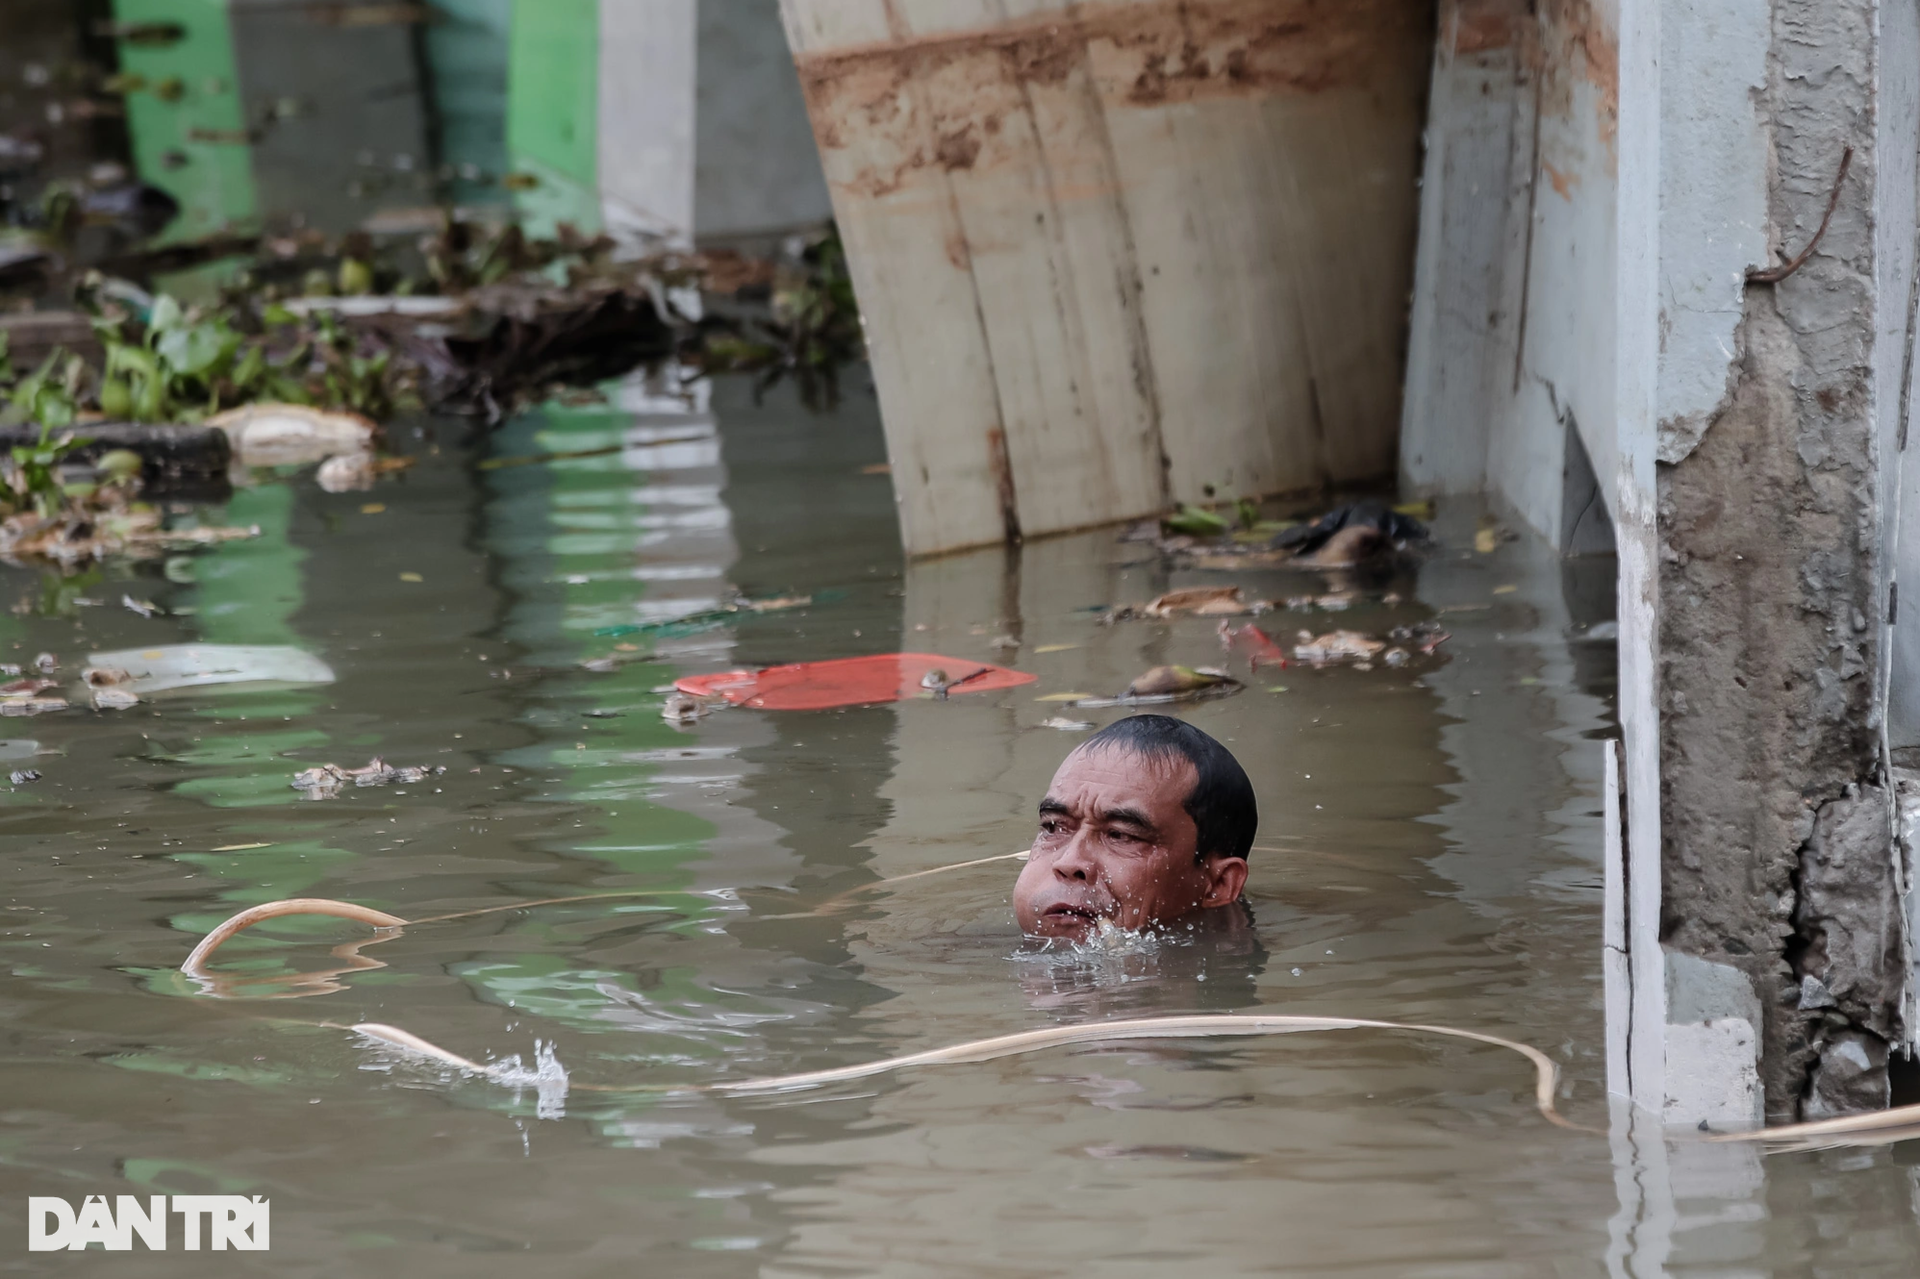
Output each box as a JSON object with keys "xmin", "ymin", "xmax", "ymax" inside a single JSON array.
[{"xmin": 1014, "ymin": 715, "xmax": 1256, "ymax": 940}]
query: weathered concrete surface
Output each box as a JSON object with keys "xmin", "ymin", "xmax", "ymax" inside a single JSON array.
[
  {"xmin": 781, "ymin": 0, "xmax": 1433, "ymax": 555},
  {"xmin": 1652, "ymin": 0, "xmax": 1770, "ymax": 466},
  {"xmin": 1794, "ymin": 787, "xmax": 1904, "ymax": 1115},
  {"xmin": 1896, "ymin": 772, "xmax": 1920, "ymax": 1057},
  {"xmin": 1663, "ymin": 950, "xmax": 1764, "ymax": 1127},
  {"xmin": 1658, "ymin": 0, "xmax": 1905, "ymax": 1121}
]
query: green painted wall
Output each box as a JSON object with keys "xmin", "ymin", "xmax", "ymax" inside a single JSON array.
[
  {"xmin": 423, "ymin": 0, "xmax": 513, "ymax": 207},
  {"xmin": 505, "ymin": 0, "xmax": 600, "ymax": 233},
  {"xmin": 110, "ymin": 0, "xmax": 258, "ymax": 238}
]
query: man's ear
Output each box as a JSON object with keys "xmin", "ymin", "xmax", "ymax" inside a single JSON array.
[{"xmin": 1200, "ymin": 856, "xmax": 1248, "ymax": 907}]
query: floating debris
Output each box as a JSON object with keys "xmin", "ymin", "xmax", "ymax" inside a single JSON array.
[
  {"xmin": 292, "ymin": 757, "xmax": 443, "ymax": 800},
  {"xmin": 0, "ymin": 674, "xmax": 64, "ymax": 716},
  {"xmin": 1156, "ymin": 500, "xmax": 1430, "ymax": 571},
  {"xmin": 9, "ymin": 768, "xmax": 40, "ymax": 785},
  {"xmin": 1293, "ymin": 631, "xmax": 1387, "ymax": 665},
  {"xmin": 1061, "ymin": 665, "xmax": 1246, "ymax": 706},
  {"xmin": 1109, "ymin": 586, "xmax": 1268, "ymax": 622},
  {"xmin": 919, "ymin": 665, "xmax": 997, "ymax": 700},
  {"xmin": 1161, "ymin": 504, "xmax": 1230, "ymax": 537},
  {"xmin": 211, "ymin": 403, "xmax": 377, "ymax": 468},
  {"xmin": 85, "ymin": 645, "xmax": 334, "ymax": 697},
  {"xmin": 1283, "ymin": 592, "xmax": 1355, "ymax": 612},
  {"xmin": 121, "ymin": 594, "xmax": 158, "ymax": 617},
  {"xmin": 662, "ymin": 691, "xmax": 719, "ymax": 724},
  {"xmin": 742, "ymin": 594, "xmax": 811, "ymax": 613},
  {"xmin": 1474, "ymin": 523, "xmax": 1517, "ymax": 554},
  {"xmin": 1040, "ymin": 716, "xmax": 1095, "ymax": 731},
  {"xmin": 1274, "ymin": 502, "xmax": 1428, "ymax": 567},
  {"xmin": 0, "ymin": 696, "xmax": 65, "ymax": 716},
  {"xmin": 1122, "ymin": 665, "xmax": 1242, "ymax": 699},
  {"xmin": 677, "ymin": 653, "xmax": 1035, "ymax": 712},
  {"xmin": 1219, "ymin": 621, "xmax": 1289, "ymax": 669},
  {"xmin": 92, "ymin": 687, "xmax": 139, "ymax": 710},
  {"xmin": 591, "ymin": 592, "xmax": 812, "ymax": 640},
  {"xmin": 1147, "ymin": 586, "xmax": 1261, "ymax": 618},
  {"xmin": 1387, "ymin": 621, "xmax": 1451, "ymax": 655},
  {"xmin": 315, "ymin": 452, "xmax": 376, "ymax": 492}
]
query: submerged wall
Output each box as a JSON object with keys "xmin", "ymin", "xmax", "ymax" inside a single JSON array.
[
  {"xmin": 1401, "ymin": 0, "xmax": 1619, "ymax": 554},
  {"xmin": 1410, "ymin": 0, "xmax": 1918, "ymax": 1123},
  {"xmin": 778, "ymin": 0, "xmax": 1434, "ymax": 557},
  {"xmin": 1659, "ymin": 0, "xmax": 1913, "ymax": 1121}
]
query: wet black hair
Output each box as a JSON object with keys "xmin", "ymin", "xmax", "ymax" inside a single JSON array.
[{"xmin": 1077, "ymin": 714, "xmax": 1257, "ymax": 862}]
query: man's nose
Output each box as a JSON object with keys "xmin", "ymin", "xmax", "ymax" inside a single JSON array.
[{"xmin": 1053, "ymin": 830, "xmax": 1097, "ymax": 880}]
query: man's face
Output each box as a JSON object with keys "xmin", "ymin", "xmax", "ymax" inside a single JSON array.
[{"xmin": 1013, "ymin": 744, "xmax": 1248, "ymax": 940}]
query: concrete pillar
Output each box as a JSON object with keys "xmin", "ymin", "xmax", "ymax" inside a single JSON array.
[
  {"xmin": 1656, "ymin": 0, "xmax": 1910, "ymax": 1124},
  {"xmin": 1409, "ymin": 0, "xmax": 1917, "ymax": 1124},
  {"xmin": 777, "ymin": 0, "xmax": 1433, "ymax": 557}
]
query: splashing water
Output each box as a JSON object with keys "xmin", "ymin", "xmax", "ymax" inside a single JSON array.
[
  {"xmin": 1015, "ymin": 916, "xmax": 1168, "ymax": 972},
  {"xmin": 489, "ymin": 1039, "xmax": 571, "ymax": 1120}
]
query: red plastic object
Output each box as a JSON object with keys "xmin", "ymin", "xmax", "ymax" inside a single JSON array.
[{"xmin": 675, "ymin": 652, "xmax": 1037, "ymax": 711}]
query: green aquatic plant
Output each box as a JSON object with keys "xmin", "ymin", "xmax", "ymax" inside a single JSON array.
[
  {"xmin": 86, "ymin": 296, "xmax": 416, "ymax": 423},
  {"xmin": 4, "ymin": 421, "xmax": 91, "ymax": 519},
  {"xmin": 0, "ymin": 348, "xmax": 83, "ymax": 432},
  {"xmin": 703, "ymin": 228, "xmax": 866, "ymax": 408},
  {"xmin": 0, "ymin": 343, "xmax": 96, "ymax": 519},
  {"xmin": 96, "ymin": 295, "xmax": 294, "ymax": 422},
  {"xmin": 1162, "ymin": 504, "xmax": 1229, "ymax": 537}
]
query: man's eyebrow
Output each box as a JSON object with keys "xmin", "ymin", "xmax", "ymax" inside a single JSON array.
[
  {"xmin": 1100, "ymin": 806, "xmax": 1156, "ymax": 832},
  {"xmin": 1038, "ymin": 797, "xmax": 1070, "ymax": 817}
]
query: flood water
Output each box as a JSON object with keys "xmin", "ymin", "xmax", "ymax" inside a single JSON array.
[
  {"xmin": 5, "ymin": 5, "xmax": 1920, "ymax": 1275},
  {"xmin": 0, "ymin": 372, "xmax": 1905, "ymax": 1276}
]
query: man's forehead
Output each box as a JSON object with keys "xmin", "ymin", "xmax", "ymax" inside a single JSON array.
[{"xmin": 1048, "ymin": 743, "xmax": 1196, "ymax": 800}]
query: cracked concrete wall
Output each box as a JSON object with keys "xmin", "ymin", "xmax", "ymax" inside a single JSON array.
[{"xmin": 1658, "ymin": 0, "xmax": 1908, "ymax": 1122}]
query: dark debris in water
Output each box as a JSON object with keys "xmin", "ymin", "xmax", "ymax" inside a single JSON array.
[
  {"xmin": 292, "ymin": 757, "xmax": 445, "ymax": 800},
  {"xmin": 1140, "ymin": 499, "xmax": 1434, "ymax": 573}
]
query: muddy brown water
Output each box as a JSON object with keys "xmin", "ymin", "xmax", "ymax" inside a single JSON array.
[{"xmin": 0, "ymin": 373, "xmax": 1913, "ymax": 1276}]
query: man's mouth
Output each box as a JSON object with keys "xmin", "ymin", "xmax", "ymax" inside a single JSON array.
[{"xmin": 1040, "ymin": 903, "xmax": 1104, "ymax": 929}]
